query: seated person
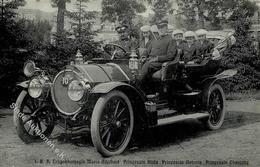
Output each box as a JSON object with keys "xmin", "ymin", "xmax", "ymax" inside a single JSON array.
[
  {"xmin": 112, "ymin": 23, "xmax": 138, "ymax": 59},
  {"xmin": 139, "ymin": 25, "xmax": 152, "ymax": 49},
  {"xmin": 139, "ymin": 25, "xmax": 153, "ymax": 56},
  {"xmin": 172, "ymin": 29, "xmax": 185, "ymax": 47},
  {"xmin": 195, "ymin": 29, "xmax": 214, "ymax": 56},
  {"xmin": 138, "ymin": 20, "xmax": 177, "ymax": 84},
  {"xmin": 180, "ymin": 31, "xmax": 199, "ymax": 63},
  {"xmin": 172, "ymin": 29, "xmax": 186, "ymax": 60},
  {"xmin": 150, "ymin": 25, "xmax": 160, "ymax": 40}
]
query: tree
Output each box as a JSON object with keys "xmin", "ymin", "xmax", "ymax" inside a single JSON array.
[
  {"xmin": 0, "ymin": 0, "xmax": 30, "ymax": 105},
  {"xmin": 220, "ymin": 0, "xmax": 260, "ymax": 92},
  {"xmin": 176, "ymin": 0, "xmax": 259, "ymax": 30},
  {"xmin": 147, "ymin": 0, "xmax": 174, "ymax": 24},
  {"xmin": 36, "ymin": 0, "xmax": 71, "ymax": 35},
  {"xmin": 101, "ymin": 0, "xmax": 146, "ymax": 38},
  {"xmin": 66, "ymin": 0, "xmax": 96, "ymax": 38},
  {"xmin": 176, "ymin": 0, "xmax": 258, "ymax": 30},
  {"xmin": 24, "ymin": 20, "xmax": 52, "ymax": 49},
  {"xmin": 175, "ymin": 0, "xmax": 197, "ymax": 30}
]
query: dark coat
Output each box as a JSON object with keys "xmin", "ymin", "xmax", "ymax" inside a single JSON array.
[
  {"xmin": 144, "ymin": 35, "xmax": 177, "ymax": 63},
  {"xmin": 180, "ymin": 42, "xmax": 199, "ymax": 63},
  {"xmin": 196, "ymin": 39, "xmax": 214, "ymax": 56},
  {"xmin": 139, "ymin": 38, "xmax": 152, "ymax": 49}
]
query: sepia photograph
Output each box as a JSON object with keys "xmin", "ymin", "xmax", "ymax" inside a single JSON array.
[{"xmin": 0, "ymin": 0, "xmax": 260, "ymax": 166}]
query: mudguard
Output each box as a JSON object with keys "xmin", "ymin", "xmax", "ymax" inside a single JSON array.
[
  {"xmin": 201, "ymin": 69, "xmax": 237, "ymax": 87},
  {"xmin": 91, "ymin": 81, "xmax": 145, "ymax": 100},
  {"xmin": 201, "ymin": 69, "xmax": 237, "ymax": 107},
  {"xmin": 16, "ymin": 80, "xmax": 30, "ymax": 88}
]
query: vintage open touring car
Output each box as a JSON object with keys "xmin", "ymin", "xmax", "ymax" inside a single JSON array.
[{"xmin": 13, "ymin": 34, "xmax": 237, "ymax": 157}]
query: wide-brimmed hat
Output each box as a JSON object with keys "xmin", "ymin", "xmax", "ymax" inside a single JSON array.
[
  {"xmin": 195, "ymin": 29, "xmax": 208, "ymax": 36},
  {"xmin": 172, "ymin": 29, "xmax": 184, "ymax": 36},
  {"xmin": 150, "ymin": 25, "xmax": 159, "ymax": 33},
  {"xmin": 140, "ymin": 25, "xmax": 151, "ymax": 32},
  {"xmin": 157, "ymin": 20, "xmax": 168, "ymax": 28},
  {"xmin": 184, "ymin": 31, "xmax": 196, "ymax": 38}
]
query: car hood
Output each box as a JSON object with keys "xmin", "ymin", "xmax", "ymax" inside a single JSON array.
[{"xmin": 68, "ymin": 62, "xmax": 133, "ymax": 83}]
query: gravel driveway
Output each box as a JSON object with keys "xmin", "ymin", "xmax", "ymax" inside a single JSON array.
[{"xmin": 0, "ymin": 100, "xmax": 259, "ymax": 167}]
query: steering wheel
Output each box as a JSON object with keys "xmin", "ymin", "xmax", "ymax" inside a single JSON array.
[{"xmin": 103, "ymin": 44, "xmax": 127, "ymax": 60}]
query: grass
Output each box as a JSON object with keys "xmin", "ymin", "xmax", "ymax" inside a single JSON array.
[{"xmin": 226, "ymin": 89, "xmax": 260, "ymax": 100}]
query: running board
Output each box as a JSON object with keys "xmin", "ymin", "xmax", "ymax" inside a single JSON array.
[
  {"xmin": 158, "ymin": 108, "xmax": 177, "ymax": 117},
  {"xmin": 156, "ymin": 113, "xmax": 209, "ymax": 127}
]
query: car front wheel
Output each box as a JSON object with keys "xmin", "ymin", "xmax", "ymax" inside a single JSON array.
[
  {"xmin": 91, "ymin": 90, "xmax": 134, "ymax": 157},
  {"xmin": 14, "ymin": 91, "xmax": 54, "ymax": 143}
]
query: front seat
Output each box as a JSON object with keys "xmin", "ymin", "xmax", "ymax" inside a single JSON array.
[{"xmin": 152, "ymin": 61, "xmax": 179, "ymax": 81}]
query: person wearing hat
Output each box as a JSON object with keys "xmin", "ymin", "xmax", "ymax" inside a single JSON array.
[
  {"xmin": 171, "ymin": 29, "xmax": 186, "ymax": 62},
  {"xmin": 172, "ymin": 29, "xmax": 185, "ymax": 47},
  {"xmin": 180, "ymin": 31, "xmax": 199, "ymax": 63},
  {"xmin": 195, "ymin": 29, "xmax": 214, "ymax": 56},
  {"xmin": 139, "ymin": 25, "xmax": 152, "ymax": 49},
  {"xmin": 138, "ymin": 20, "xmax": 177, "ymax": 85},
  {"xmin": 150, "ymin": 25, "xmax": 160, "ymax": 40},
  {"xmin": 112, "ymin": 24, "xmax": 138, "ymax": 59}
]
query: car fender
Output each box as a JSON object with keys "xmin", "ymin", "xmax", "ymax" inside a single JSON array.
[
  {"xmin": 200, "ymin": 69, "xmax": 237, "ymax": 108},
  {"xmin": 201, "ymin": 69, "xmax": 237, "ymax": 87},
  {"xmin": 91, "ymin": 81, "xmax": 149, "ymax": 128},
  {"xmin": 91, "ymin": 82, "xmax": 143, "ymax": 97},
  {"xmin": 16, "ymin": 80, "xmax": 30, "ymax": 88}
]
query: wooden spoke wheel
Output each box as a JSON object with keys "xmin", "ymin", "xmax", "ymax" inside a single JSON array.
[{"xmin": 91, "ymin": 91, "xmax": 134, "ymax": 157}]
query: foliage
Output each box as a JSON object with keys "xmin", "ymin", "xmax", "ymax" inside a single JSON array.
[
  {"xmin": 31, "ymin": 0, "xmax": 100, "ymax": 75},
  {"xmin": 176, "ymin": 0, "xmax": 258, "ymax": 30},
  {"xmin": 101, "ymin": 0, "xmax": 146, "ymax": 38},
  {"xmin": 23, "ymin": 20, "xmax": 52, "ymax": 49},
  {"xmin": 0, "ymin": 0, "xmax": 29, "ymax": 105},
  {"xmin": 220, "ymin": 1, "xmax": 260, "ymax": 92},
  {"xmin": 36, "ymin": 0, "xmax": 71, "ymax": 35},
  {"xmin": 66, "ymin": 0, "xmax": 97, "ymax": 38},
  {"xmin": 147, "ymin": 0, "xmax": 174, "ymax": 24}
]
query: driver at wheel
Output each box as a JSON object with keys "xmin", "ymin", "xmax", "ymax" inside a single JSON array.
[
  {"xmin": 138, "ymin": 20, "xmax": 177, "ymax": 84},
  {"xmin": 112, "ymin": 24, "xmax": 138, "ymax": 59}
]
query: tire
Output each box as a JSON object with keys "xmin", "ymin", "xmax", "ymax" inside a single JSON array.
[
  {"xmin": 14, "ymin": 90, "xmax": 54, "ymax": 143},
  {"xmin": 91, "ymin": 90, "xmax": 134, "ymax": 157},
  {"xmin": 203, "ymin": 84, "xmax": 226, "ymax": 130}
]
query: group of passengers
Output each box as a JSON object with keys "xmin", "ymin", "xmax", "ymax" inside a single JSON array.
[{"xmin": 113, "ymin": 20, "xmax": 214, "ymax": 84}]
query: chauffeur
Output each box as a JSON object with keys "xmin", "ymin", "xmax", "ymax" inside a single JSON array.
[
  {"xmin": 195, "ymin": 29, "xmax": 214, "ymax": 56},
  {"xmin": 113, "ymin": 24, "xmax": 138, "ymax": 59},
  {"xmin": 138, "ymin": 20, "xmax": 177, "ymax": 84}
]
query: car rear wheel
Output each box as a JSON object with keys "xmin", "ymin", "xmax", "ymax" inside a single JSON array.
[
  {"xmin": 14, "ymin": 91, "xmax": 54, "ymax": 143},
  {"xmin": 203, "ymin": 84, "xmax": 225, "ymax": 130},
  {"xmin": 91, "ymin": 90, "xmax": 134, "ymax": 157}
]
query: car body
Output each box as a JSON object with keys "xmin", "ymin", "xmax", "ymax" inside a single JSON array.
[
  {"xmin": 207, "ymin": 30, "xmax": 234, "ymax": 46},
  {"xmin": 14, "ymin": 36, "xmax": 237, "ymax": 157}
]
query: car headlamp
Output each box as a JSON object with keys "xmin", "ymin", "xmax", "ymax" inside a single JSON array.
[
  {"xmin": 67, "ymin": 80, "xmax": 91, "ymax": 102},
  {"xmin": 28, "ymin": 78, "xmax": 43, "ymax": 98}
]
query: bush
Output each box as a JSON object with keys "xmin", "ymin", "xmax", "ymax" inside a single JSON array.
[{"xmin": 220, "ymin": 34, "xmax": 260, "ymax": 92}]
